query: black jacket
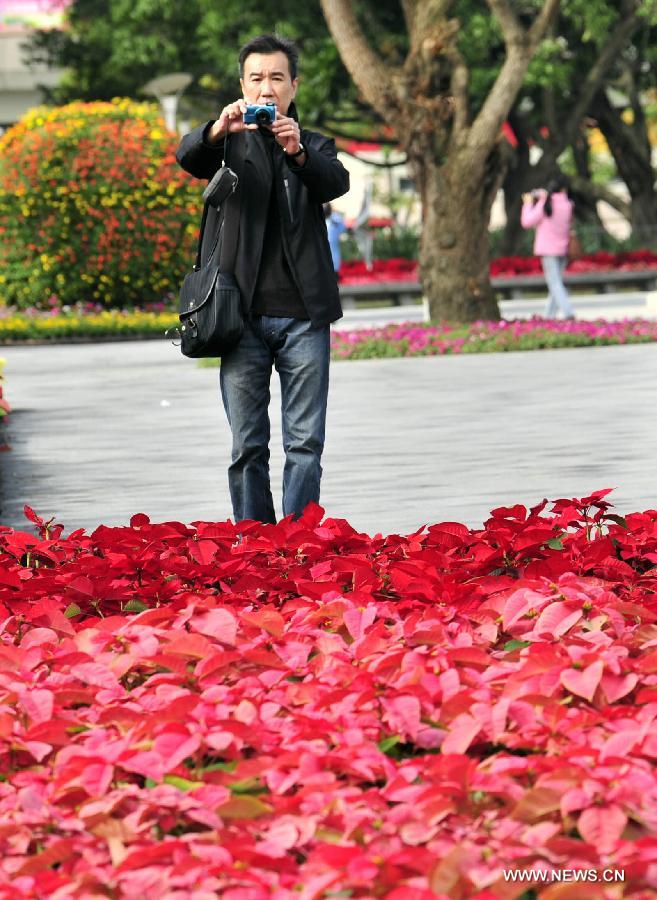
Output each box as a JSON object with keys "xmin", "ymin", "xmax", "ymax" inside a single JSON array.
[{"xmin": 176, "ymin": 115, "xmax": 350, "ymax": 327}]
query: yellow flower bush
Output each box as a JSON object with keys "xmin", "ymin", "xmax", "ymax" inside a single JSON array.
[
  {"xmin": 0, "ymin": 100, "xmax": 200, "ymax": 309},
  {"xmin": 0, "ymin": 308, "xmax": 178, "ymax": 342}
]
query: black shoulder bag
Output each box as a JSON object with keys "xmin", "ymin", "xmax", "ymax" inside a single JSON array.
[{"xmin": 176, "ymin": 133, "xmax": 245, "ymax": 358}]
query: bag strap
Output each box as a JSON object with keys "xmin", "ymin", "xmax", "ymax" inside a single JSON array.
[
  {"xmin": 193, "ymin": 204, "xmax": 210, "ymax": 271},
  {"xmin": 193, "ymin": 131, "xmax": 245, "ymax": 272},
  {"xmin": 218, "ymin": 133, "xmax": 244, "ymax": 274}
]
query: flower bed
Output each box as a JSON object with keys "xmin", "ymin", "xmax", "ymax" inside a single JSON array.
[
  {"xmin": 0, "ymin": 303, "xmax": 177, "ymax": 343},
  {"xmin": 331, "ymin": 318, "xmax": 657, "ymax": 359},
  {"xmin": 340, "ymin": 251, "xmax": 657, "ymax": 283},
  {"xmin": 492, "ymin": 250, "xmax": 657, "ymax": 277},
  {"xmin": 341, "ymin": 258, "xmax": 419, "ymax": 283},
  {"xmin": 3, "ymin": 306, "xmax": 657, "ymax": 361},
  {"xmin": 1, "ymin": 491, "xmax": 657, "ymax": 896}
]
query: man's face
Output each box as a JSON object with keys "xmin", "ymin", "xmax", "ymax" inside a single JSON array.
[{"xmin": 240, "ymin": 51, "xmax": 298, "ymax": 115}]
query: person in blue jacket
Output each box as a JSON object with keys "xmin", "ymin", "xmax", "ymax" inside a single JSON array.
[{"xmin": 324, "ymin": 203, "xmax": 347, "ymax": 277}]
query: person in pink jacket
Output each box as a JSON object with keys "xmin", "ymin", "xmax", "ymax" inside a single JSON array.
[{"xmin": 521, "ymin": 175, "xmax": 575, "ymax": 319}]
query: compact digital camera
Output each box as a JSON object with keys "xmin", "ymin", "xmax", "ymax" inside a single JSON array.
[{"xmin": 243, "ymin": 103, "xmax": 277, "ymax": 126}]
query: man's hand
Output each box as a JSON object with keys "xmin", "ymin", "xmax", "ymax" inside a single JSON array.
[
  {"xmin": 270, "ymin": 112, "xmax": 303, "ymax": 158},
  {"xmin": 207, "ymin": 100, "xmax": 258, "ymax": 143}
]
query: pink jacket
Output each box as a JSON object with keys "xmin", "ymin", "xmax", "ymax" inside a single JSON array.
[{"xmin": 521, "ymin": 191, "xmax": 573, "ymax": 257}]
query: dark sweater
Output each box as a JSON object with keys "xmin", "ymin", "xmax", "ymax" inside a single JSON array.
[{"xmin": 251, "ymin": 131, "xmax": 308, "ymax": 320}]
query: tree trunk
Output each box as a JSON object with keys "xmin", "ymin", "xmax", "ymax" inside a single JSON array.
[
  {"xmin": 319, "ymin": 0, "xmax": 560, "ymax": 322},
  {"xmin": 501, "ymin": 120, "xmax": 532, "ymax": 256},
  {"xmin": 416, "ymin": 156, "xmax": 500, "ymax": 321},
  {"xmin": 570, "ymin": 130, "xmax": 605, "ymax": 230},
  {"xmin": 591, "ymin": 89, "xmax": 657, "ymax": 242}
]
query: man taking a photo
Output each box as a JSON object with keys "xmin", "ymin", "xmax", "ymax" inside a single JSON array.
[{"xmin": 177, "ymin": 34, "xmax": 349, "ymax": 525}]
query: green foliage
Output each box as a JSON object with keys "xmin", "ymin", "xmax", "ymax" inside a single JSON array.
[
  {"xmin": 0, "ymin": 99, "xmax": 199, "ymax": 309},
  {"xmin": 342, "ymin": 228, "xmax": 420, "ymax": 262},
  {"xmin": 27, "ymin": 0, "xmax": 207, "ymax": 104},
  {"xmin": 27, "ymin": 0, "xmax": 401, "ymax": 134}
]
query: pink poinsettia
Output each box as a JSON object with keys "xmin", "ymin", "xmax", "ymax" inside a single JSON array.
[{"xmin": 0, "ymin": 494, "xmax": 655, "ymax": 895}]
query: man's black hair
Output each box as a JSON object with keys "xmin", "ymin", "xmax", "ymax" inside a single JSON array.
[{"xmin": 239, "ymin": 34, "xmax": 299, "ymax": 80}]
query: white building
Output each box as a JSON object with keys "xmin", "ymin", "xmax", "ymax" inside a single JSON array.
[{"xmin": 0, "ymin": 1, "xmax": 64, "ymax": 131}]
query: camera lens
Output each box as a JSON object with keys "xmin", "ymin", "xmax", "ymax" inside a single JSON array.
[{"xmin": 256, "ymin": 109, "xmax": 271, "ymax": 125}]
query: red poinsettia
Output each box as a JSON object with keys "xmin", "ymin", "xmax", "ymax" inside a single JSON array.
[
  {"xmin": 0, "ymin": 493, "xmax": 656, "ymax": 896},
  {"xmin": 341, "ymin": 252, "xmax": 657, "ymax": 284}
]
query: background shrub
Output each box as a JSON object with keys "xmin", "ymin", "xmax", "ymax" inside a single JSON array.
[{"xmin": 0, "ymin": 99, "xmax": 200, "ymax": 309}]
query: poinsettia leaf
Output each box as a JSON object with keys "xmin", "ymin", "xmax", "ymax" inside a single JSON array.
[
  {"xmin": 532, "ymin": 602, "xmax": 582, "ymax": 639},
  {"xmin": 163, "ymin": 775, "xmax": 204, "ymax": 791},
  {"xmin": 192, "ymin": 607, "xmax": 238, "ymax": 644},
  {"xmin": 578, "ymin": 805, "xmax": 628, "ymax": 853},
  {"xmin": 23, "ymin": 505, "xmax": 43, "ymax": 525},
  {"xmin": 241, "ymin": 607, "xmax": 285, "ymax": 638},
  {"xmin": 123, "ymin": 599, "xmax": 148, "ymax": 613},
  {"xmin": 19, "ymin": 689, "xmax": 55, "ymax": 725},
  {"xmin": 504, "ymin": 639, "xmax": 531, "ymax": 651},
  {"xmin": 605, "ymin": 514, "xmax": 628, "ymax": 528},
  {"xmin": 129, "ymin": 513, "xmax": 150, "ymax": 528},
  {"xmin": 441, "ymin": 713, "xmax": 481, "ymax": 754},
  {"xmin": 378, "ymin": 735, "xmax": 402, "ymax": 754},
  {"xmin": 561, "ymin": 660, "xmax": 604, "ymax": 702},
  {"xmin": 218, "ymin": 794, "xmax": 273, "ymax": 818},
  {"xmin": 513, "ymin": 787, "xmax": 562, "ymax": 822},
  {"xmin": 16, "ymin": 839, "xmax": 76, "ymax": 876},
  {"xmin": 600, "ymin": 672, "xmax": 638, "ymax": 704}
]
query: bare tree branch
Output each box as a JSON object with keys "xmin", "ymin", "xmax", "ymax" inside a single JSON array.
[{"xmin": 319, "ymin": 0, "xmax": 400, "ymax": 119}]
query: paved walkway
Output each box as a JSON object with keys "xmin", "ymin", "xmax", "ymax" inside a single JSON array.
[{"xmin": 1, "ymin": 297, "xmax": 657, "ymax": 535}]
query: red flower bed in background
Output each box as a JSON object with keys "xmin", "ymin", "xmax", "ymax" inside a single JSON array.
[
  {"xmin": 341, "ymin": 258, "xmax": 418, "ymax": 283},
  {"xmin": 1, "ymin": 492, "xmax": 657, "ymax": 897},
  {"xmin": 492, "ymin": 250, "xmax": 657, "ymax": 277},
  {"xmin": 341, "ymin": 251, "xmax": 657, "ymax": 284}
]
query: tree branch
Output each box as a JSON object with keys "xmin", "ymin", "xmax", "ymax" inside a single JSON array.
[
  {"xmin": 591, "ymin": 89, "xmax": 651, "ymax": 168},
  {"xmin": 445, "ymin": 46, "xmax": 469, "ymax": 142},
  {"xmin": 400, "ymin": 0, "xmax": 417, "ymax": 35},
  {"xmin": 485, "ymin": 0, "xmax": 525, "ymax": 46},
  {"xmin": 467, "ymin": 0, "xmax": 560, "ymax": 166},
  {"xmin": 570, "ymin": 175, "xmax": 631, "ymax": 221},
  {"xmin": 538, "ymin": 1, "xmax": 643, "ymax": 175},
  {"xmin": 527, "ymin": 0, "xmax": 561, "ymax": 44},
  {"xmin": 409, "ymin": 0, "xmax": 454, "ymax": 52},
  {"xmin": 319, "ymin": 0, "xmax": 400, "ymax": 120},
  {"xmin": 338, "ymin": 149, "xmax": 408, "ymax": 168}
]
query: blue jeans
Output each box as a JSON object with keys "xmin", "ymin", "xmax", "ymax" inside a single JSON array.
[
  {"xmin": 219, "ymin": 315, "xmax": 330, "ymax": 524},
  {"xmin": 541, "ymin": 256, "xmax": 575, "ymax": 319}
]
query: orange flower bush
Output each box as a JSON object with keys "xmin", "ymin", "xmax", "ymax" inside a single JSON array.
[{"xmin": 0, "ymin": 99, "xmax": 200, "ymax": 309}]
